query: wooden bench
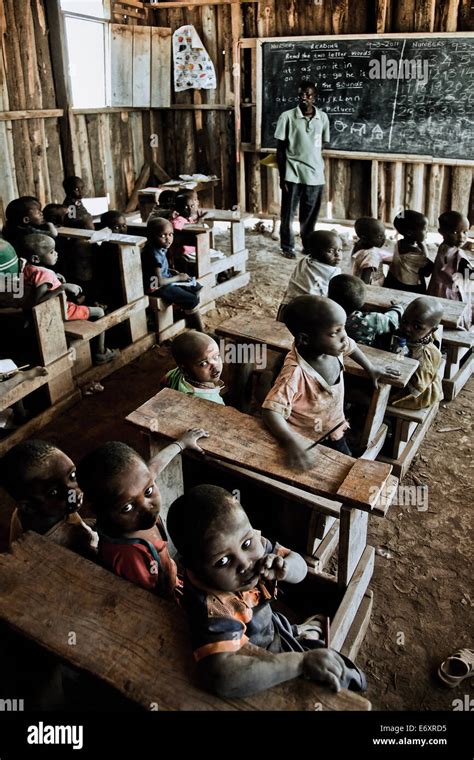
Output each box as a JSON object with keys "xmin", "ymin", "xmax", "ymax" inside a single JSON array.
[
  {"xmin": 363, "ymin": 285, "xmax": 468, "ymax": 330},
  {"xmin": 56, "ymin": 227, "xmax": 155, "ymax": 385},
  {"xmin": 378, "ymin": 402, "xmax": 440, "ymax": 478},
  {"xmin": 126, "ymin": 388, "xmax": 398, "ymax": 657},
  {"xmin": 215, "ymin": 314, "xmax": 419, "ymax": 459},
  {"xmin": 441, "ymin": 328, "xmax": 474, "ymax": 400},
  {"xmin": 0, "ymin": 533, "xmax": 370, "ymax": 711},
  {"xmin": 0, "ymin": 298, "xmax": 80, "ymax": 456}
]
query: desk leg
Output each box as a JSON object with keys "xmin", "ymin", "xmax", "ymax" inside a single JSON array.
[
  {"xmin": 360, "ymin": 383, "xmax": 391, "ymax": 452},
  {"xmin": 146, "ymin": 434, "xmax": 184, "ymax": 527},
  {"xmin": 338, "ymin": 507, "xmax": 369, "ymax": 589}
]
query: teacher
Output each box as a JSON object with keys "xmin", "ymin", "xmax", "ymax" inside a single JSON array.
[{"xmin": 275, "ymin": 80, "xmax": 330, "ymax": 259}]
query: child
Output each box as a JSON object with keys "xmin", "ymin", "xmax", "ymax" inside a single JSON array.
[
  {"xmin": 277, "ymin": 230, "xmax": 342, "ymax": 320},
  {"xmin": 167, "ymin": 484, "xmax": 366, "ymax": 698},
  {"xmin": 171, "ymin": 190, "xmax": 207, "ymax": 270},
  {"xmin": 62, "ymin": 176, "xmax": 94, "ymax": 230},
  {"xmin": 0, "ymin": 439, "xmax": 97, "ymax": 555},
  {"xmin": 147, "ymin": 189, "xmax": 177, "ymax": 222},
  {"xmin": 99, "ymin": 210, "xmax": 128, "ymax": 235},
  {"xmin": 262, "ymin": 295, "xmax": 386, "ymax": 466},
  {"xmin": 43, "ymin": 203, "xmax": 68, "ymax": 229},
  {"xmin": 390, "ymin": 296, "xmax": 444, "ymax": 410},
  {"xmin": 162, "ymin": 331, "xmax": 225, "ymax": 404},
  {"xmin": 351, "ymin": 217, "xmax": 391, "ymax": 286},
  {"xmin": 142, "ymin": 217, "xmax": 204, "ymax": 331},
  {"xmin": 428, "ymin": 211, "xmax": 472, "ymax": 328},
  {"xmin": 2, "ymin": 196, "xmax": 58, "ymax": 251},
  {"xmin": 21, "ymin": 234, "xmax": 118, "ymax": 365},
  {"xmin": 384, "ymin": 210, "xmax": 433, "ymax": 294},
  {"xmin": 328, "ymin": 274, "xmax": 403, "ymax": 348},
  {"xmin": 76, "ymin": 431, "xmax": 208, "ymax": 595}
]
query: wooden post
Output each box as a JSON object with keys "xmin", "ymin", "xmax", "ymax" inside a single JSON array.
[
  {"xmin": 371, "ymin": 160, "xmax": 379, "ymax": 219},
  {"xmin": 117, "ymin": 243, "xmax": 149, "ymax": 342}
]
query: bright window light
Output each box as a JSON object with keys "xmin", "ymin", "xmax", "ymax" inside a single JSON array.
[
  {"xmin": 60, "ymin": 0, "xmax": 106, "ymax": 18},
  {"xmin": 65, "ymin": 17, "xmax": 106, "ymax": 107}
]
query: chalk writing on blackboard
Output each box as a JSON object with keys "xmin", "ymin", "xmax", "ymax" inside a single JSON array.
[{"xmin": 260, "ymin": 37, "xmax": 474, "ymax": 160}]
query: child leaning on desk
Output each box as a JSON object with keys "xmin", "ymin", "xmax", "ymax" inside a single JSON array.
[{"xmin": 262, "ymin": 295, "xmax": 398, "ymax": 467}]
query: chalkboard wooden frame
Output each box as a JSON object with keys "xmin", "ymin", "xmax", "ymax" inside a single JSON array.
[{"xmin": 254, "ymin": 32, "xmax": 474, "ymax": 166}]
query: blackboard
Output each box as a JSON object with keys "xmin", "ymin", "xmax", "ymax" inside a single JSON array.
[{"xmin": 257, "ymin": 34, "xmax": 474, "ymax": 161}]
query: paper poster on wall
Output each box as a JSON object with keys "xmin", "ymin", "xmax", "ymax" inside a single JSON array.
[{"xmin": 173, "ymin": 25, "xmax": 216, "ymax": 92}]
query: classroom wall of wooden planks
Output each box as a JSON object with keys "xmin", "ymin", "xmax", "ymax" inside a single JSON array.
[{"xmin": 0, "ymin": 0, "xmax": 472, "ymax": 224}]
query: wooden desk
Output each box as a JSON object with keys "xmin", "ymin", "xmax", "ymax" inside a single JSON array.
[
  {"xmin": 127, "ymin": 388, "xmax": 398, "ymax": 655},
  {"xmin": 0, "ymin": 533, "xmax": 370, "ymax": 711},
  {"xmin": 364, "ymin": 285, "xmax": 467, "ymax": 330},
  {"xmin": 215, "ymin": 314, "xmax": 419, "ymax": 454}
]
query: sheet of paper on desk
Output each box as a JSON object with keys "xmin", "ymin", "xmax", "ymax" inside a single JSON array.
[
  {"xmin": 0, "ymin": 359, "xmax": 17, "ymax": 374},
  {"xmin": 89, "ymin": 228, "xmax": 112, "ymax": 245}
]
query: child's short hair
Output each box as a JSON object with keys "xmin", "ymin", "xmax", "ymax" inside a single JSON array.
[
  {"xmin": 157, "ymin": 190, "xmax": 177, "ymax": 208},
  {"xmin": 438, "ymin": 211, "xmax": 467, "ymax": 232},
  {"xmin": 43, "ymin": 204, "xmax": 68, "ymax": 225},
  {"xmin": 76, "ymin": 441, "xmax": 144, "ymax": 509},
  {"xmin": 393, "ymin": 210, "xmax": 426, "ymax": 235},
  {"xmin": 354, "ymin": 217, "xmax": 385, "ymax": 241},
  {"xmin": 306, "ymin": 230, "xmax": 339, "ymax": 257},
  {"xmin": 170, "ymin": 331, "xmax": 215, "ymax": 366},
  {"xmin": 63, "ymin": 176, "xmax": 83, "ymax": 194},
  {"xmin": 147, "ymin": 216, "xmax": 172, "ymax": 236},
  {"xmin": 167, "ymin": 484, "xmax": 236, "ymax": 567},
  {"xmin": 328, "ymin": 274, "xmax": 366, "ymax": 314},
  {"xmin": 282, "ymin": 295, "xmax": 342, "ymax": 337},
  {"xmin": 298, "ymin": 79, "xmax": 316, "ymax": 92},
  {"xmin": 100, "ymin": 210, "xmax": 124, "ymax": 229},
  {"xmin": 0, "ymin": 440, "xmax": 58, "ymax": 500},
  {"xmin": 174, "ymin": 190, "xmax": 197, "ymax": 213},
  {"xmin": 20, "ymin": 233, "xmax": 55, "ymax": 260},
  {"xmin": 5, "ymin": 197, "xmax": 40, "ymax": 226}
]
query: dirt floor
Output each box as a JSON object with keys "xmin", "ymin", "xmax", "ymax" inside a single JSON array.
[{"xmin": 1, "ymin": 223, "xmax": 472, "ymax": 711}]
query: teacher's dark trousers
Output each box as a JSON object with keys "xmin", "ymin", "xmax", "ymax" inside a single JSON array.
[{"xmin": 280, "ymin": 181, "xmax": 324, "ymax": 254}]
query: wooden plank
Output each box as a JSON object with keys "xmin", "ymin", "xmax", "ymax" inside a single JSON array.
[
  {"xmin": 0, "ymin": 354, "xmax": 73, "ymax": 411},
  {"xmin": 336, "ymin": 458, "xmax": 392, "ymax": 510},
  {"xmin": 117, "ymin": 244, "xmax": 149, "ymax": 342},
  {"xmin": 151, "ymin": 27, "xmax": 172, "ymax": 108},
  {"xmin": 426, "ymin": 164, "xmax": 445, "ymax": 227},
  {"xmin": 132, "ymin": 27, "xmax": 151, "ymax": 108},
  {"xmin": 32, "ymin": 298, "xmax": 75, "ymax": 405},
  {"xmin": 361, "ymin": 422, "xmax": 387, "ymax": 462},
  {"xmin": 0, "ymin": 533, "xmax": 370, "ymax": 711},
  {"xmin": 340, "ymin": 591, "xmax": 373, "ymax": 662},
  {"xmin": 360, "ymin": 383, "xmax": 391, "ymax": 450},
  {"xmin": 57, "ymin": 227, "xmax": 147, "ymax": 247},
  {"xmin": 63, "ymin": 297, "xmax": 149, "ymax": 341},
  {"xmin": 0, "ymin": 392, "xmax": 80, "ymax": 457},
  {"xmin": 208, "ymin": 250, "xmax": 248, "ymax": 275},
  {"xmin": 148, "ymin": 0, "xmax": 260, "ymax": 7},
  {"xmin": 451, "ymin": 166, "xmax": 473, "ymax": 217},
  {"xmin": 338, "ymin": 508, "xmax": 369, "ymax": 588},
  {"xmin": 111, "ymin": 24, "xmax": 133, "ymax": 107},
  {"xmin": 0, "ymin": 109, "xmax": 63, "ymax": 121},
  {"xmin": 330, "ymin": 546, "xmax": 375, "ymax": 652},
  {"xmin": 73, "ymin": 334, "xmax": 156, "ymax": 389},
  {"xmin": 0, "ymin": 122, "xmax": 17, "ymax": 206},
  {"xmin": 370, "ymin": 159, "xmax": 379, "ymax": 218},
  {"xmin": 364, "ymin": 285, "xmax": 467, "ymax": 330},
  {"xmin": 215, "ymin": 315, "xmax": 419, "ymax": 388},
  {"xmin": 442, "ymin": 353, "xmax": 474, "ymax": 401},
  {"xmin": 312, "ymin": 521, "xmax": 340, "ymax": 571},
  {"xmin": 379, "ymin": 403, "xmax": 440, "ymax": 478},
  {"xmin": 204, "ymin": 271, "xmax": 250, "ymax": 301},
  {"xmin": 126, "ymin": 388, "xmax": 393, "ymax": 512}
]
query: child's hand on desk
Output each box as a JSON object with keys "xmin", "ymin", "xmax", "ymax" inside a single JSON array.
[
  {"xmin": 257, "ymin": 553, "xmax": 288, "ymax": 582},
  {"xmin": 367, "ymin": 366, "xmax": 384, "ymax": 388},
  {"xmin": 286, "ymin": 439, "xmax": 313, "ymax": 470},
  {"xmin": 177, "ymin": 273, "xmax": 192, "ymax": 282},
  {"xmin": 302, "ymin": 649, "xmax": 348, "ymax": 692},
  {"xmin": 177, "ymin": 427, "xmax": 209, "ymax": 453}
]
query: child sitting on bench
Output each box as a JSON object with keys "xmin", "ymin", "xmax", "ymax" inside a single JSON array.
[
  {"xmin": 428, "ymin": 211, "xmax": 472, "ymax": 329},
  {"xmin": 162, "ymin": 331, "xmax": 225, "ymax": 404},
  {"xmin": 351, "ymin": 217, "xmax": 391, "ymax": 287},
  {"xmin": 62, "ymin": 176, "xmax": 94, "ymax": 230},
  {"xmin": 2, "ymin": 196, "xmax": 58, "ymax": 252},
  {"xmin": 148, "ymin": 190, "xmax": 177, "ymax": 222},
  {"xmin": 21, "ymin": 234, "xmax": 118, "ymax": 365},
  {"xmin": 167, "ymin": 484, "xmax": 366, "ymax": 698},
  {"xmin": 390, "ymin": 296, "xmax": 444, "ymax": 410},
  {"xmin": 76, "ymin": 432, "xmax": 208, "ymax": 596},
  {"xmin": 99, "ymin": 210, "xmax": 128, "ymax": 235},
  {"xmin": 277, "ymin": 230, "xmax": 342, "ymax": 321},
  {"xmin": 0, "ymin": 439, "xmax": 97, "ymax": 556},
  {"xmin": 329, "ymin": 274, "xmax": 403, "ymax": 348},
  {"xmin": 262, "ymin": 295, "xmax": 384, "ymax": 466},
  {"xmin": 384, "ymin": 210, "xmax": 433, "ymax": 294},
  {"xmin": 142, "ymin": 217, "xmax": 204, "ymax": 331},
  {"xmin": 171, "ymin": 190, "xmax": 207, "ymax": 270}
]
